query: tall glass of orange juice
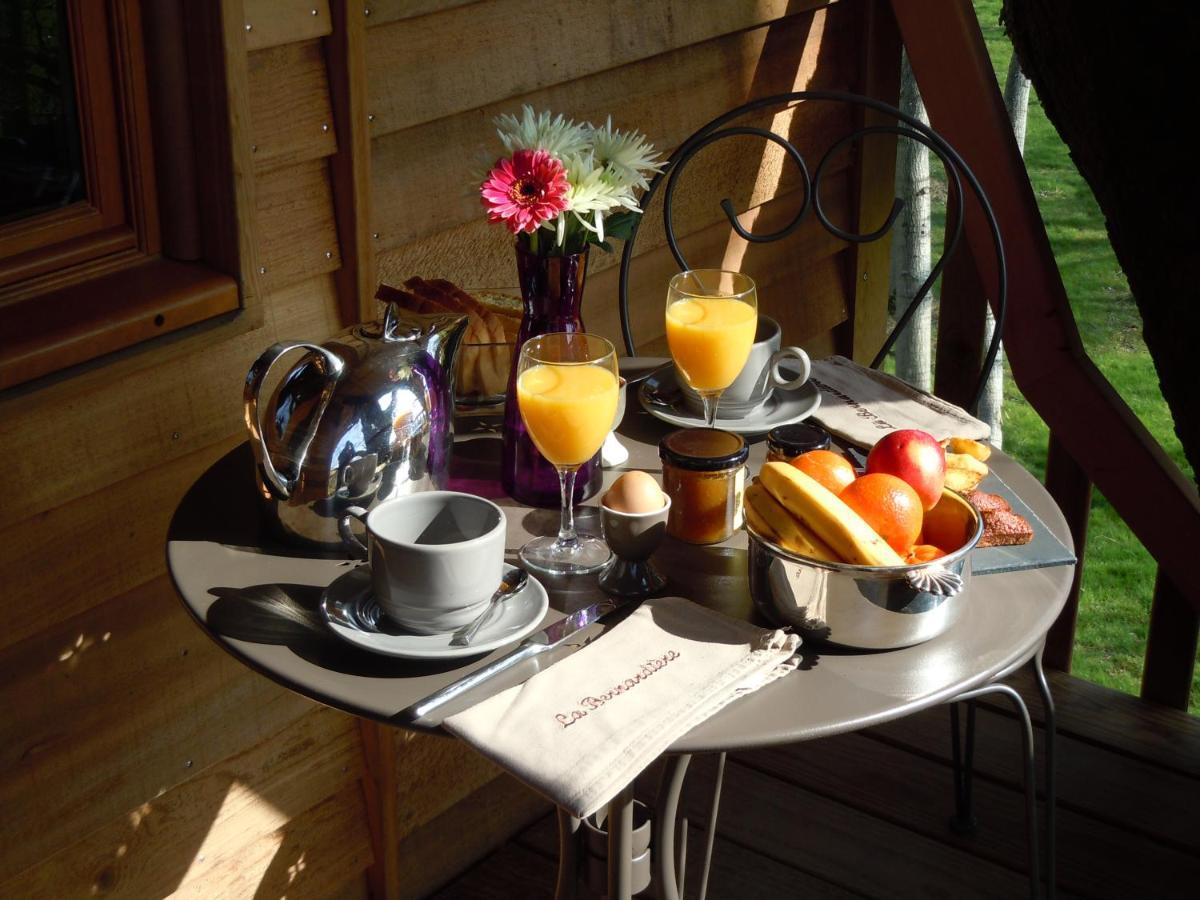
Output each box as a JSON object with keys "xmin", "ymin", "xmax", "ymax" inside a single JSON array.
[
  {"xmin": 665, "ymin": 269, "xmax": 757, "ymax": 426},
  {"xmin": 516, "ymin": 332, "xmax": 620, "ymax": 575}
]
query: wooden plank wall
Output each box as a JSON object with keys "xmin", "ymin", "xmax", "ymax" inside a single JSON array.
[
  {"xmin": 0, "ymin": 1, "xmax": 898, "ymax": 897},
  {"xmin": 369, "ymin": 0, "xmax": 899, "ymax": 362}
]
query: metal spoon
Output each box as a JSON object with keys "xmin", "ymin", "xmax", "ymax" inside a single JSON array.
[{"xmin": 449, "ymin": 568, "xmax": 529, "ymax": 646}]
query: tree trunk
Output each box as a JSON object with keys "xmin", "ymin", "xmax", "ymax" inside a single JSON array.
[
  {"xmin": 978, "ymin": 53, "xmax": 1031, "ymax": 449},
  {"xmin": 1003, "ymin": 53, "xmax": 1031, "ymax": 154},
  {"xmin": 1003, "ymin": 0, "xmax": 1200, "ymax": 485},
  {"xmin": 890, "ymin": 50, "xmax": 933, "ymax": 392}
]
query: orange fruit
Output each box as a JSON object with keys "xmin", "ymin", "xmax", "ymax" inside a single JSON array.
[
  {"xmin": 791, "ymin": 449, "xmax": 856, "ymax": 496},
  {"xmin": 921, "ymin": 494, "xmax": 973, "ymax": 552},
  {"xmin": 839, "ymin": 473, "xmax": 923, "ymax": 554},
  {"xmin": 905, "ymin": 544, "xmax": 947, "ymax": 565}
]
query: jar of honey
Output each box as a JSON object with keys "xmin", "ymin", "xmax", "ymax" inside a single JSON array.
[
  {"xmin": 765, "ymin": 423, "xmax": 832, "ymax": 463},
  {"xmin": 659, "ymin": 428, "xmax": 748, "ymax": 544}
]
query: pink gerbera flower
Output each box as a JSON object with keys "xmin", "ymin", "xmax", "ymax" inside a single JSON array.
[{"xmin": 480, "ymin": 148, "xmax": 570, "ymax": 234}]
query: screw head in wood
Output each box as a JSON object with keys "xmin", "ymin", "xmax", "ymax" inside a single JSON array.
[
  {"xmin": 325, "ymin": 250, "xmax": 333, "ymax": 259},
  {"xmin": 259, "ymin": 266, "xmax": 267, "ymax": 275},
  {"xmin": 322, "ymin": 123, "xmax": 329, "ymax": 132},
  {"xmin": 245, "ymin": 23, "xmax": 252, "ymax": 31}
]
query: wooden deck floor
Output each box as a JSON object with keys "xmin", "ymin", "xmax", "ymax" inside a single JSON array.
[{"xmin": 433, "ymin": 669, "xmax": 1200, "ymax": 899}]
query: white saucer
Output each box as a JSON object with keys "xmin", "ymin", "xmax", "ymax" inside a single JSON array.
[
  {"xmin": 320, "ymin": 565, "xmax": 549, "ymax": 659},
  {"xmin": 638, "ymin": 365, "xmax": 821, "ymax": 435}
]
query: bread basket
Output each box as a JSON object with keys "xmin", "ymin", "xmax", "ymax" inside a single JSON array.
[
  {"xmin": 746, "ymin": 489, "xmax": 984, "ymax": 649},
  {"xmin": 454, "ymin": 288, "xmax": 521, "ymax": 408}
]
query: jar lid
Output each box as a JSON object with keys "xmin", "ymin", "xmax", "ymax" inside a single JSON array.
[
  {"xmin": 659, "ymin": 428, "xmax": 748, "ymax": 471},
  {"xmin": 766, "ymin": 423, "xmax": 832, "ymax": 457}
]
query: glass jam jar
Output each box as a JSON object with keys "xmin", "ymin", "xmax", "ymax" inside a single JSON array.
[
  {"xmin": 659, "ymin": 428, "xmax": 749, "ymax": 544},
  {"xmin": 765, "ymin": 423, "xmax": 832, "ymax": 463}
]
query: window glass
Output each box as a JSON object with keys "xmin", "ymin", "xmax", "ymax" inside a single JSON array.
[{"xmin": 0, "ymin": 0, "xmax": 87, "ymax": 226}]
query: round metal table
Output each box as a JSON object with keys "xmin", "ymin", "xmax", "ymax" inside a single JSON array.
[{"xmin": 167, "ymin": 405, "xmax": 1072, "ymax": 900}]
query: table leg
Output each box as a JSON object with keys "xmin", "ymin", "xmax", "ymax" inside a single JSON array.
[
  {"xmin": 654, "ymin": 755, "xmax": 692, "ymax": 900},
  {"xmin": 948, "ymin": 699, "xmax": 979, "ymax": 834},
  {"xmin": 952, "ymin": 681, "xmax": 1041, "ymax": 899},
  {"xmin": 607, "ymin": 784, "xmax": 636, "ymax": 900},
  {"xmin": 1032, "ymin": 648, "xmax": 1057, "ymax": 900},
  {"xmin": 696, "ymin": 752, "xmax": 726, "ymax": 900},
  {"xmin": 555, "ymin": 808, "xmax": 582, "ymax": 900}
]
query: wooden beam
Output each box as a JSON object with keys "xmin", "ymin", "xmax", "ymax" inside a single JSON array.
[
  {"xmin": 327, "ymin": 0, "xmax": 375, "ymax": 325},
  {"xmin": 1141, "ymin": 571, "xmax": 1199, "ymax": 711},
  {"xmin": 890, "ymin": 0, "xmax": 1200, "ymax": 611},
  {"xmin": 843, "ymin": 0, "xmax": 902, "ymax": 364},
  {"xmin": 358, "ymin": 720, "xmax": 400, "ymax": 899},
  {"xmin": 1042, "ymin": 432, "xmax": 1092, "ymax": 671}
]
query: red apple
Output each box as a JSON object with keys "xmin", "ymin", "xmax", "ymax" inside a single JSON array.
[{"xmin": 865, "ymin": 429, "xmax": 946, "ymax": 511}]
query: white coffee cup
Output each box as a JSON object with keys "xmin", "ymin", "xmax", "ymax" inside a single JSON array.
[
  {"xmin": 681, "ymin": 315, "xmax": 810, "ymax": 415},
  {"xmin": 339, "ymin": 491, "xmax": 506, "ymax": 634}
]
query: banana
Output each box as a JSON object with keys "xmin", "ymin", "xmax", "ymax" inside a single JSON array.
[
  {"xmin": 759, "ymin": 462, "xmax": 905, "ymax": 566},
  {"xmin": 945, "ymin": 467, "xmax": 986, "ymax": 493},
  {"xmin": 945, "ymin": 436, "xmax": 991, "ymax": 462},
  {"xmin": 746, "ymin": 480, "xmax": 838, "ymax": 562},
  {"xmin": 946, "ymin": 451, "xmax": 989, "ymax": 476},
  {"xmin": 944, "ymin": 450, "xmax": 988, "ymax": 492},
  {"xmin": 743, "ymin": 484, "xmax": 780, "ymax": 541}
]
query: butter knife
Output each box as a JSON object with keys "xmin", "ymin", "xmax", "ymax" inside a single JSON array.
[{"xmin": 404, "ymin": 598, "xmax": 629, "ymax": 722}]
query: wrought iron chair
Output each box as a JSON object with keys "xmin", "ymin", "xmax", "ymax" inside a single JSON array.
[{"xmin": 615, "ymin": 91, "xmax": 1055, "ymax": 900}]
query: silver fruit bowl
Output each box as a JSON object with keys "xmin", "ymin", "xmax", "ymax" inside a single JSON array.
[{"xmin": 746, "ymin": 490, "xmax": 984, "ymax": 650}]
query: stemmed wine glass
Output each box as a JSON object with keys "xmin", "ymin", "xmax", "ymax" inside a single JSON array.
[
  {"xmin": 516, "ymin": 332, "xmax": 621, "ymax": 575},
  {"xmin": 665, "ymin": 269, "xmax": 758, "ymax": 427}
]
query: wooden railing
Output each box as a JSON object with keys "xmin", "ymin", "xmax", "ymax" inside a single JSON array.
[{"xmin": 891, "ymin": 0, "xmax": 1200, "ymax": 709}]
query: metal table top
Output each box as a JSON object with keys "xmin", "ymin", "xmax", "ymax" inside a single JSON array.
[{"xmin": 167, "ymin": 400, "xmax": 1073, "ymax": 754}]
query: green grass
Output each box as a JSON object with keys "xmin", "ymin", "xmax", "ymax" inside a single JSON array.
[{"xmin": 968, "ymin": 1, "xmax": 1198, "ymax": 709}]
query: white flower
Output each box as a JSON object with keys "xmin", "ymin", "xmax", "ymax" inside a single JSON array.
[
  {"xmin": 554, "ymin": 153, "xmax": 641, "ymax": 244},
  {"xmin": 494, "ymin": 106, "xmax": 589, "ymax": 159},
  {"xmin": 587, "ymin": 117, "xmax": 663, "ymax": 191}
]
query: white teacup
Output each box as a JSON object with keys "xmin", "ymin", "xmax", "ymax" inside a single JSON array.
[
  {"xmin": 681, "ymin": 315, "xmax": 810, "ymax": 416},
  {"xmin": 339, "ymin": 491, "xmax": 506, "ymax": 634}
]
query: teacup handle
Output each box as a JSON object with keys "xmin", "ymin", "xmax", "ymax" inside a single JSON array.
[
  {"xmin": 769, "ymin": 346, "xmax": 811, "ymax": 390},
  {"xmin": 338, "ymin": 505, "xmax": 370, "ymax": 560}
]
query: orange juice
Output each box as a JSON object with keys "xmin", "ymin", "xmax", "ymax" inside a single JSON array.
[
  {"xmin": 665, "ymin": 297, "xmax": 757, "ymax": 391},
  {"xmin": 517, "ymin": 363, "xmax": 619, "ymax": 467}
]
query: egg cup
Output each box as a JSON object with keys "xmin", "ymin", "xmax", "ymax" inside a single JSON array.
[{"xmin": 598, "ymin": 494, "xmax": 671, "ymax": 597}]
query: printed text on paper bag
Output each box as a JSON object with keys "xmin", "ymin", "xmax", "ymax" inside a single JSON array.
[{"xmin": 555, "ymin": 651, "xmax": 681, "ymax": 728}]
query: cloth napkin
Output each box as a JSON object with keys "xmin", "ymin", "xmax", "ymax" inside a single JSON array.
[
  {"xmin": 442, "ymin": 596, "xmax": 800, "ymax": 818},
  {"xmin": 809, "ymin": 355, "xmax": 991, "ymax": 447}
]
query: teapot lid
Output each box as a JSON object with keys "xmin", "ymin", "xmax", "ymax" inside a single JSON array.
[{"xmin": 356, "ymin": 303, "xmax": 463, "ymax": 344}]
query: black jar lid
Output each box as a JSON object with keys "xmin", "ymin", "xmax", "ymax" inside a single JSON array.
[
  {"xmin": 660, "ymin": 428, "xmax": 749, "ymax": 472},
  {"xmin": 766, "ymin": 423, "xmax": 832, "ymax": 457}
]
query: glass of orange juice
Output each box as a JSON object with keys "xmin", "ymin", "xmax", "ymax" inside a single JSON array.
[
  {"xmin": 665, "ymin": 269, "xmax": 758, "ymax": 427},
  {"xmin": 516, "ymin": 332, "xmax": 620, "ymax": 575}
]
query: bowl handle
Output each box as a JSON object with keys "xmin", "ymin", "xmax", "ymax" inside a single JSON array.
[{"xmin": 904, "ymin": 565, "xmax": 964, "ymax": 596}]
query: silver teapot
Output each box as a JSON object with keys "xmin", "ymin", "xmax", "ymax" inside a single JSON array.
[{"xmin": 244, "ymin": 304, "xmax": 468, "ymax": 550}]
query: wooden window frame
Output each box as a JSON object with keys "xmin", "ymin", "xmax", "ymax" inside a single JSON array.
[{"xmin": 0, "ymin": 0, "xmax": 253, "ymax": 392}]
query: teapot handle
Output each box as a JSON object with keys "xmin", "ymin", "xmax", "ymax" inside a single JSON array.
[{"xmin": 244, "ymin": 341, "xmax": 345, "ymax": 499}]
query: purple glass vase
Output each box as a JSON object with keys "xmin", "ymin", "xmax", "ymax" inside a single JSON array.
[{"xmin": 501, "ymin": 243, "xmax": 603, "ymax": 507}]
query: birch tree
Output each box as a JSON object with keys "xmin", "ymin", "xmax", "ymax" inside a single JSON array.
[
  {"xmin": 890, "ymin": 51, "xmax": 933, "ymax": 392},
  {"xmin": 978, "ymin": 54, "xmax": 1031, "ymax": 448}
]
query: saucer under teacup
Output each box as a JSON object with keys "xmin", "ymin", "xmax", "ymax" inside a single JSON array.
[
  {"xmin": 321, "ymin": 565, "xmax": 549, "ymax": 659},
  {"xmin": 639, "ymin": 365, "xmax": 821, "ymax": 436}
]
